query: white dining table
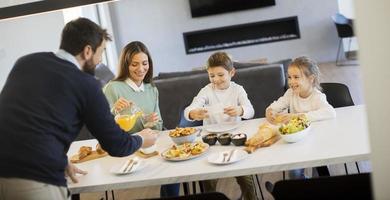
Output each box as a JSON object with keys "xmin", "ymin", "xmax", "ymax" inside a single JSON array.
[{"xmin": 67, "ymin": 105, "xmax": 370, "ymax": 194}]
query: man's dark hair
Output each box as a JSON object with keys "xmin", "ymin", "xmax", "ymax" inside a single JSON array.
[{"xmin": 59, "ymin": 17, "xmax": 112, "ymax": 56}]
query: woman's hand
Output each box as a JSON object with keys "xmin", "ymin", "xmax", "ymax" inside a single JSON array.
[
  {"xmin": 113, "ymin": 97, "xmax": 132, "ymax": 114},
  {"xmin": 189, "ymin": 108, "xmax": 208, "ymax": 121},
  {"xmin": 224, "ymin": 106, "xmax": 243, "ymax": 117},
  {"xmin": 65, "ymin": 162, "xmax": 87, "ymax": 183},
  {"xmin": 142, "ymin": 112, "xmax": 160, "ymax": 128}
]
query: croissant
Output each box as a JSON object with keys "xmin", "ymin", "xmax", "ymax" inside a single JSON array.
[
  {"xmin": 96, "ymin": 143, "xmax": 106, "ymax": 155},
  {"xmin": 244, "ymin": 122, "xmax": 280, "ymax": 153},
  {"xmin": 78, "ymin": 146, "xmax": 92, "ymax": 159}
]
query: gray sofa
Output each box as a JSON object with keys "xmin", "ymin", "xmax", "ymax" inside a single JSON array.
[{"xmin": 154, "ymin": 63, "xmax": 287, "ymax": 129}]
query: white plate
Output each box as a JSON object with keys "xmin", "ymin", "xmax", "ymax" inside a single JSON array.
[
  {"xmin": 205, "ymin": 123, "xmax": 239, "ymax": 133},
  {"xmin": 161, "ymin": 143, "xmax": 209, "ymax": 162},
  {"xmin": 207, "ymin": 149, "xmax": 248, "ymax": 165},
  {"xmin": 110, "ymin": 158, "xmax": 144, "ymax": 175}
]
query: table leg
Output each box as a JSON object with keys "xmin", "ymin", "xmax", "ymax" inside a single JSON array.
[{"xmin": 71, "ymin": 194, "xmax": 80, "ymax": 200}]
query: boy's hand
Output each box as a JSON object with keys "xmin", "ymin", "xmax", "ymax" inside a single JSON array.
[
  {"xmin": 189, "ymin": 108, "xmax": 208, "ymax": 121},
  {"xmin": 224, "ymin": 106, "xmax": 243, "ymax": 117}
]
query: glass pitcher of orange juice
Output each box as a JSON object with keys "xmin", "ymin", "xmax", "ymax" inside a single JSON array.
[{"xmin": 115, "ymin": 106, "xmax": 143, "ymax": 132}]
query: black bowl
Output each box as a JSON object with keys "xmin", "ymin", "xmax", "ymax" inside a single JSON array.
[
  {"xmin": 231, "ymin": 133, "xmax": 247, "ymax": 146},
  {"xmin": 217, "ymin": 133, "xmax": 232, "ymax": 145},
  {"xmin": 202, "ymin": 133, "xmax": 218, "ymax": 145}
]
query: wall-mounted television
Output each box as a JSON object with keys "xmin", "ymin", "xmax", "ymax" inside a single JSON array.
[{"xmin": 190, "ymin": 0, "xmax": 276, "ymax": 18}]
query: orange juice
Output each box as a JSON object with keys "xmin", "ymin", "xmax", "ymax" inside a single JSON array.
[{"xmin": 115, "ymin": 112, "xmax": 142, "ymax": 132}]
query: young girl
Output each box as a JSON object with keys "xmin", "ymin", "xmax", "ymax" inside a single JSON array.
[
  {"xmin": 103, "ymin": 41, "xmax": 178, "ymax": 197},
  {"xmin": 184, "ymin": 52, "xmax": 257, "ymax": 200},
  {"xmin": 266, "ymin": 56, "xmax": 336, "ymax": 179}
]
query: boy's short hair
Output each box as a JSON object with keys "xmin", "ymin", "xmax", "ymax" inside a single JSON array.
[{"xmin": 207, "ymin": 52, "xmax": 234, "ymax": 71}]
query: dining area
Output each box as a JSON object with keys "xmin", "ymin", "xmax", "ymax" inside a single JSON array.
[{"xmin": 67, "ymin": 105, "xmax": 370, "ymax": 199}]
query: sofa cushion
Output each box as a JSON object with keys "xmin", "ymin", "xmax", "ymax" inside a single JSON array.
[
  {"xmin": 154, "ymin": 63, "xmax": 286, "ymax": 129},
  {"xmin": 232, "ymin": 64, "xmax": 286, "ymax": 119},
  {"xmin": 154, "ymin": 69, "xmax": 206, "ymax": 80}
]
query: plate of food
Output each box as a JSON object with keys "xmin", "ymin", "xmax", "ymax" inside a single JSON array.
[
  {"xmin": 279, "ymin": 115, "xmax": 311, "ymax": 143},
  {"xmin": 161, "ymin": 142, "xmax": 209, "ymax": 161},
  {"xmin": 168, "ymin": 127, "xmax": 200, "ymax": 144},
  {"xmin": 204, "ymin": 123, "xmax": 239, "ymax": 133}
]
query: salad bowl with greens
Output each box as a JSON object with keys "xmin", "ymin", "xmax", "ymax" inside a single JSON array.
[{"xmin": 279, "ymin": 116, "xmax": 311, "ymax": 143}]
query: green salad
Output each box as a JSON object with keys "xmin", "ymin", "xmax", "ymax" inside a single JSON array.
[{"xmin": 279, "ymin": 115, "xmax": 310, "ymax": 135}]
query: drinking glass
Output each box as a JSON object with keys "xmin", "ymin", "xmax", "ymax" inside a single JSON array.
[{"xmin": 141, "ymin": 113, "xmax": 158, "ymax": 129}]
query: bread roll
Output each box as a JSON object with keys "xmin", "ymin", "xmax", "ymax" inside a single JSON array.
[
  {"xmin": 244, "ymin": 122, "xmax": 279, "ymax": 153},
  {"xmin": 78, "ymin": 146, "xmax": 92, "ymax": 159},
  {"xmin": 96, "ymin": 143, "xmax": 106, "ymax": 155}
]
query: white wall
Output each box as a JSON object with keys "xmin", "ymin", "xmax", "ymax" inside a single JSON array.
[
  {"xmin": 109, "ymin": 0, "xmax": 339, "ymax": 74},
  {"xmin": 355, "ymin": 0, "xmax": 390, "ymax": 198},
  {"xmin": 0, "ymin": 11, "xmax": 65, "ymax": 89}
]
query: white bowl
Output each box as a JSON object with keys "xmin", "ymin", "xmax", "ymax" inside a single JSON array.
[
  {"xmin": 280, "ymin": 125, "xmax": 311, "ymax": 143},
  {"xmin": 140, "ymin": 144, "xmax": 156, "ymax": 154},
  {"xmin": 170, "ymin": 131, "xmax": 197, "ymax": 145}
]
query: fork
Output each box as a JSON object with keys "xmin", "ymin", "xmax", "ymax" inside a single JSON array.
[
  {"xmin": 125, "ymin": 159, "xmax": 139, "ymax": 173},
  {"xmin": 122, "ymin": 159, "xmax": 133, "ymax": 173},
  {"xmin": 197, "ymin": 128, "xmax": 203, "ymax": 137},
  {"xmin": 226, "ymin": 149, "xmax": 235, "ymax": 162},
  {"xmin": 222, "ymin": 152, "xmax": 228, "ymax": 163}
]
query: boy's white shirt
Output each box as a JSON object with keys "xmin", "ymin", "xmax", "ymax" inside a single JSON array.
[
  {"xmin": 267, "ymin": 88, "xmax": 336, "ymax": 122},
  {"xmin": 184, "ymin": 82, "xmax": 254, "ymax": 125}
]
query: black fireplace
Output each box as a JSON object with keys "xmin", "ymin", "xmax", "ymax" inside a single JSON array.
[{"xmin": 183, "ymin": 16, "xmax": 300, "ymax": 54}]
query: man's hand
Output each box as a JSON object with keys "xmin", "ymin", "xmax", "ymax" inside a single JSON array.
[
  {"xmin": 65, "ymin": 163, "xmax": 87, "ymax": 183},
  {"xmin": 189, "ymin": 108, "xmax": 208, "ymax": 121},
  {"xmin": 137, "ymin": 128, "xmax": 158, "ymax": 148},
  {"xmin": 223, "ymin": 106, "xmax": 243, "ymax": 117}
]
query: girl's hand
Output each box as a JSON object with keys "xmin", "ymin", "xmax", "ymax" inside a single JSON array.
[
  {"xmin": 275, "ymin": 113, "xmax": 293, "ymax": 124},
  {"xmin": 113, "ymin": 97, "xmax": 132, "ymax": 113},
  {"xmin": 189, "ymin": 108, "xmax": 208, "ymax": 121},
  {"xmin": 266, "ymin": 108, "xmax": 291, "ymax": 124},
  {"xmin": 224, "ymin": 106, "xmax": 243, "ymax": 117},
  {"xmin": 266, "ymin": 108, "xmax": 277, "ymax": 124}
]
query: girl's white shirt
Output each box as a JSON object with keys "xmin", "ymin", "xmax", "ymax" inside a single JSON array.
[
  {"xmin": 184, "ymin": 82, "xmax": 254, "ymax": 125},
  {"xmin": 268, "ymin": 88, "xmax": 336, "ymax": 122}
]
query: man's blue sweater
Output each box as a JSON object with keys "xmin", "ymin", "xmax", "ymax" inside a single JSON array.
[{"xmin": 0, "ymin": 52, "xmax": 142, "ymax": 186}]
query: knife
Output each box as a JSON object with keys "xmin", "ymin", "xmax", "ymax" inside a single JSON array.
[
  {"xmin": 121, "ymin": 159, "xmax": 133, "ymax": 173},
  {"xmin": 226, "ymin": 149, "xmax": 236, "ymax": 162}
]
